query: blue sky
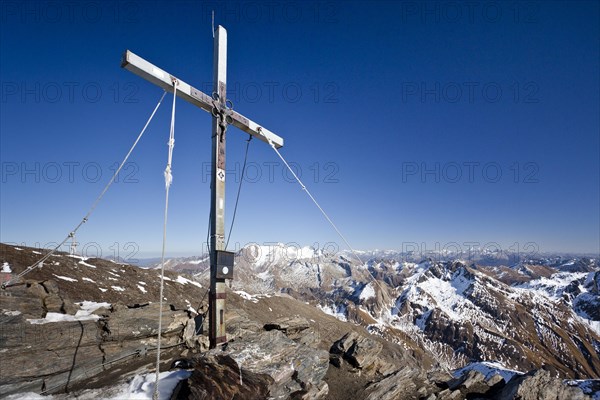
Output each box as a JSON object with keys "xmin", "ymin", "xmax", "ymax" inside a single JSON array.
[{"xmin": 1, "ymin": 1, "xmax": 598, "ymax": 258}]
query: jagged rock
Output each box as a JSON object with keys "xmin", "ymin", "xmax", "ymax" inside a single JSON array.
[
  {"xmin": 497, "ymin": 369, "xmax": 589, "ymax": 400},
  {"xmin": 364, "ymin": 366, "xmax": 436, "ymax": 400},
  {"xmin": 2, "ymin": 283, "xmax": 45, "ymax": 317},
  {"xmin": 264, "ymin": 316, "xmax": 318, "ymax": 346},
  {"xmin": 330, "ymin": 331, "xmax": 383, "ymax": 371},
  {"xmin": 447, "ymin": 370, "xmax": 495, "ymax": 395},
  {"xmin": 486, "ymin": 373, "xmax": 505, "ymax": 387},
  {"xmin": 0, "ymin": 298, "xmax": 194, "ymax": 396},
  {"xmin": 183, "ymin": 329, "xmax": 329, "ymax": 399},
  {"xmin": 44, "ymin": 293, "xmax": 64, "ymax": 313},
  {"xmin": 227, "ymin": 309, "xmax": 263, "ymax": 338}
]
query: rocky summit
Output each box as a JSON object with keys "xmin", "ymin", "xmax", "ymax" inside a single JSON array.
[{"xmin": 0, "ymin": 242, "xmax": 598, "ymax": 399}]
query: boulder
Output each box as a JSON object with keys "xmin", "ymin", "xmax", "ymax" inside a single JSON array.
[
  {"xmin": 183, "ymin": 329, "xmax": 330, "ymax": 399},
  {"xmin": 364, "ymin": 366, "xmax": 436, "ymax": 400},
  {"xmin": 330, "ymin": 331, "xmax": 383, "ymax": 371},
  {"xmin": 497, "ymin": 369, "xmax": 589, "ymax": 400},
  {"xmin": 264, "ymin": 316, "xmax": 318, "ymax": 346},
  {"xmin": 447, "ymin": 370, "xmax": 496, "ymax": 396}
]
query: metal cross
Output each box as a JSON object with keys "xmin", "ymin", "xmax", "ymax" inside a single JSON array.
[{"xmin": 121, "ymin": 25, "xmax": 284, "ymax": 348}]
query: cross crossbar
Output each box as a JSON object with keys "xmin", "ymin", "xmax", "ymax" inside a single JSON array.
[{"xmin": 121, "ymin": 49, "xmax": 284, "ymax": 148}]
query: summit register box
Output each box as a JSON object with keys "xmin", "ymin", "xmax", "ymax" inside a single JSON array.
[{"xmin": 215, "ymin": 250, "xmax": 234, "ymax": 279}]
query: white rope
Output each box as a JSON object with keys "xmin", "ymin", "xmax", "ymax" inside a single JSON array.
[
  {"xmin": 2, "ymin": 91, "xmax": 168, "ymax": 289},
  {"xmin": 153, "ymin": 80, "xmax": 178, "ymax": 400},
  {"xmin": 261, "ymin": 129, "xmax": 387, "ymax": 295}
]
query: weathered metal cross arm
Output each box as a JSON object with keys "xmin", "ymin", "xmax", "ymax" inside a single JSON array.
[{"xmin": 121, "ymin": 50, "xmax": 284, "ymax": 148}]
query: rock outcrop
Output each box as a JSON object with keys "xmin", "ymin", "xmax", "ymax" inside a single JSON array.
[
  {"xmin": 497, "ymin": 369, "xmax": 589, "ymax": 400},
  {"xmin": 179, "ymin": 329, "xmax": 330, "ymax": 399}
]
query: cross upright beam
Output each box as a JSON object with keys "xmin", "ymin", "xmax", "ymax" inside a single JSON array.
[
  {"xmin": 209, "ymin": 25, "xmax": 228, "ymax": 348},
  {"xmin": 121, "ymin": 25, "xmax": 284, "ymax": 348}
]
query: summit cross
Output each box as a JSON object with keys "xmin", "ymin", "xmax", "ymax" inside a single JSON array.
[{"xmin": 121, "ymin": 25, "xmax": 284, "ymax": 348}]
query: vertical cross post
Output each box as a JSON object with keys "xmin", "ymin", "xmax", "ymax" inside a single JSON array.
[
  {"xmin": 121, "ymin": 24, "xmax": 284, "ymax": 349},
  {"xmin": 209, "ymin": 26, "xmax": 228, "ymax": 348}
]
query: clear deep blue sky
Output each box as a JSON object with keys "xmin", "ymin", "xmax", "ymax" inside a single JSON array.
[{"xmin": 1, "ymin": 1, "xmax": 598, "ymax": 258}]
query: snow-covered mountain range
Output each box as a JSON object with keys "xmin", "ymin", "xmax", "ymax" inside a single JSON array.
[
  {"xmin": 148, "ymin": 243, "xmax": 600, "ymax": 380},
  {"xmin": 1, "ymin": 242, "xmax": 599, "ymax": 398}
]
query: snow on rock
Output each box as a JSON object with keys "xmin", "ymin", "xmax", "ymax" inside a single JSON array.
[
  {"xmin": 77, "ymin": 301, "xmax": 111, "ymax": 314},
  {"xmin": 234, "ymin": 290, "xmax": 260, "ymax": 303},
  {"xmin": 27, "ymin": 301, "xmax": 110, "ymax": 324},
  {"xmin": 52, "ymin": 274, "xmax": 78, "ymax": 282},
  {"xmin": 5, "ymin": 393, "xmax": 46, "ymax": 399},
  {"xmin": 137, "ymin": 284, "xmax": 147, "ymax": 293},
  {"xmin": 16, "ymin": 370, "xmax": 193, "ymax": 399},
  {"xmin": 100, "ymin": 370, "xmax": 192, "ymax": 399},
  {"xmin": 566, "ymin": 380, "xmax": 600, "ymax": 400},
  {"xmin": 82, "ymin": 277, "xmax": 95, "ymax": 283},
  {"xmin": 359, "ymin": 282, "xmax": 376, "ymax": 301},
  {"xmin": 1, "ymin": 262, "xmax": 12, "ymax": 273},
  {"xmin": 112, "ymin": 286, "xmax": 126, "ymax": 292},
  {"xmin": 454, "ymin": 361, "xmax": 524, "ymax": 382},
  {"xmin": 79, "ymin": 260, "xmax": 97, "ymax": 269},
  {"xmin": 317, "ymin": 303, "xmax": 348, "ymax": 322},
  {"xmin": 175, "ymin": 275, "xmax": 202, "ymax": 288}
]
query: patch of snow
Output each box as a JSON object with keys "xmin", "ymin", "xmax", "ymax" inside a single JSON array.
[
  {"xmin": 566, "ymin": 380, "xmax": 600, "ymax": 400},
  {"xmin": 82, "ymin": 277, "xmax": 95, "ymax": 283},
  {"xmin": 317, "ymin": 303, "xmax": 347, "ymax": 322},
  {"xmin": 77, "ymin": 301, "xmax": 111, "ymax": 314},
  {"xmin": 14, "ymin": 247, "xmax": 23, "ymax": 251},
  {"xmin": 454, "ymin": 361, "xmax": 523, "ymax": 382},
  {"xmin": 99, "ymin": 288, "xmax": 108, "ymax": 292},
  {"xmin": 188, "ymin": 257, "xmax": 209, "ymax": 265},
  {"xmin": 234, "ymin": 290, "xmax": 259, "ymax": 303},
  {"xmin": 4, "ymin": 393, "xmax": 46, "ymax": 400},
  {"xmin": 3, "ymin": 310, "xmax": 21, "ymax": 316},
  {"xmin": 61, "ymin": 370, "xmax": 192, "ymax": 400},
  {"xmin": 137, "ymin": 284, "xmax": 147, "ymax": 293},
  {"xmin": 111, "ymin": 286, "xmax": 126, "ymax": 292},
  {"xmin": 139, "ymin": 281, "xmax": 147, "ymax": 285},
  {"xmin": 359, "ymin": 282, "xmax": 376, "ymax": 301},
  {"xmin": 175, "ymin": 275, "xmax": 202, "ymax": 288},
  {"xmin": 1, "ymin": 262, "xmax": 12, "ymax": 273},
  {"xmin": 415, "ymin": 309, "xmax": 432, "ymax": 330},
  {"xmin": 257, "ymin": 270, "xmax": 272, "ymax": 281},
  {"xmin": 32, "ymin": 250, "xmax": 42, "ymax": 254},
  {"xmin": 79, "ymin": 260, "xmax": 97, "ymax": 268},
  {"xmin": 53, "ymin": 274, "xmax": 78, "ymax": 282},
  {"xmin": 27, "ymin": 301, "xmax": 110, "ymax": 324}
]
